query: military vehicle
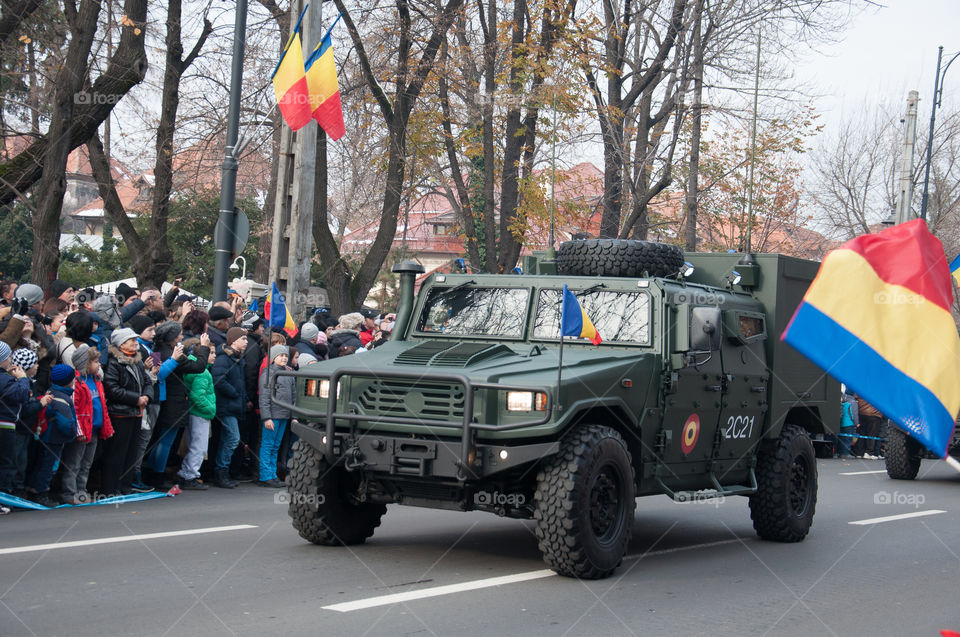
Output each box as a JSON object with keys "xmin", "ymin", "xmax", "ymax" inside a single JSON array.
[
  {"xmin": 270, "ymin": 239, "xmax": 839, "ymax": 579},
  {"xmin": 885, "ymin": 421, "xmax": 960, "ymax": 480}
]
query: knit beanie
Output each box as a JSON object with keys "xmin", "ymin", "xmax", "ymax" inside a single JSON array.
[
  {"xmin": 111, "ymin": 327, "xmax": 138, "ymax": 348},
  {"xmin": 10, "ymin": 347, "xmax": 37, "ymax": 370},
  {"xmin": 154, "ymin": 320, "xmax": 183, "ymax": 344},
  {"xmin": 300, "ymin": 322, "xmax": 319, "ymax": 341},
  {"xmin": 127, "ymin": 314, "xmax": 156, "ymax": 336},
  {"xmin": 14, "ymin": 283, "xmax": 43, "ymax": 307},
  {"xmin": 50, "ymin": 364, "xmax": 75, "ymax": 385},
  {"xmin": 71, "ymin": 344, "xmax": 91, "ymax": 371},
  {"xmin": 298, "ymin": 352, "xmax": 317, "ymax": 366},
  {"xmin": 270, "ymin": 345, "xmax": 288, "ymax": 361},
  {"xmin": 0, "ymin": 341, "xmax": 10, "ymax": 365},
  {"xmin": 226, "ymin": 327, "xmax": 247, "ymax": 346}
]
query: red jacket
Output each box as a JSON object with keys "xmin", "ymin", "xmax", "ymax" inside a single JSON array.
[{"xmin": 74, "ymin": 375, "xmax": 114, "ymax": 442}]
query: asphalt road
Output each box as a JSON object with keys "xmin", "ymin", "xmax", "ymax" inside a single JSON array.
[{"xmin": 2, "ymin": 457, "xmax": 958, "ymax": 637}]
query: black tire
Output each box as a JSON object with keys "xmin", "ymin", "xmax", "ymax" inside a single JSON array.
[
  {"xmin": 749, "ymin": 424, "xmax": 817, "ymax": 542},
  {"xmin": 813, "ymin": 440, "xmax": 834, "ymax": 459},
  {"xmin": 556, "ymin": 238, "xmax": 685, "ymax": 278},
  {"xmin": 287, "ymin": 439, "xmax": 386, "ymax": 545},
  {"xmin": 885, "ymin": 426, "xmax": 922, "ymax": 480},
  {"xmin": 534, "ymin": 425, "xmax": 636, "ymax": 579}
]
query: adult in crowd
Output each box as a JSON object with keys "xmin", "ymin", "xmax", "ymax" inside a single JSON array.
[
  {"xmin": 128, "ymin": 313, "xmax": 160, "ymax": 491},
  {"xmin": 102, "ymin": 328, "xmax": 154, "ymax": 496},
  {"xmin": 211, "ymin": 327, "xmax": 248, "ymax": 488},
  {"xmin": 181, "ymin": 309, "xmax": 209, "ymax": 341},
  {"xmin": 57, "ymin": 311, "xmax": 95, "ymax": 367},
  {"xmin": 296, "ymin": 322, "xmax": 328, "ymax": 360},
  {"xmin": 7, "ymin": 348, "xmax": 47, "ymax": 496},
  {"xmin": 207, "ymin": 305, "xmax": 234, "ymax": 347},
  {"xmin": 0, "ymin": 280, "xmax": 17, "ymax": 307},
  {"xmin": 49, "ymin": 279, "xmax": 76, "ymax": 304},
  {"xmin": 143, "ymin": 321, "xmax": 210, "ymax": 487},
  {"xmin": 0, "ymin": 342, "xmax": 32, "ymax": 499},
  {"xmin": 92, "ymin": 291, "xmax": 145, "ymax": 363},
  {"xmin": 11, "ymin": 284, "xmax": 57, "ymax": 392},
  {"xmin": 328, "ymin": 313, "xmax": 364, "ymax": 358},
  {"xmin": 358, "ymin": 309, "xmax": 378, "ymax": 348},
  {"xmin": 236, "ymin": 316, "xmax": 265, "ymax": 481},
  {"xmin": 140, "ymin": 287, "xmax": 165, "ymax": 315},
  {"xmin": 60, "ymin": 345, "xmax": 113, "ymax": 504},
  {"xmin": 856, "ymin": 395, "xmax": 884, "ymax": 459},
  {"xmin": 258, "ymin": 345, "xmax": 294, "ymax": 488},
  {"xmin": 77, "ymin": 287, "xmax": 97, "ymax": 312},
  {"xmin": 838, "ymin": 391, "xmax": 859, "ymax": 460}
]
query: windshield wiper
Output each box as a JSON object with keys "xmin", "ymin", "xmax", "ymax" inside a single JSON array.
[{"xmin": 579, "ymin": 283, "xmax": 606, "ymax": 295}]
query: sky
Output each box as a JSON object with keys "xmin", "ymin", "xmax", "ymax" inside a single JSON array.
[{"xmin": 795, "ymin": 0, "xmax": 960, "ymax": 133}]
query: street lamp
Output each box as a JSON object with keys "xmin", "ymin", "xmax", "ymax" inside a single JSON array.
[
  {"xmin": 230, "ymin": 255, "xmax": 247, "ymax": 280},
  {"xmin": 920, "ymin": 46, "xmax": 960, "ymax": 222}
]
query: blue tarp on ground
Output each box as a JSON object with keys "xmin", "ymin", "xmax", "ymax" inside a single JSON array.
[{"xmin": 1, "ymin": 489, "xmax": 177, "ymax": 510}]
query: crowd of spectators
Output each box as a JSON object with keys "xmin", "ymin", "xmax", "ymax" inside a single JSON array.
[{"xmin": 0, "ymin": 278, "xmax": 394, "ymax": 513}]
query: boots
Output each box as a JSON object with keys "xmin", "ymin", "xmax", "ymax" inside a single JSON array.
[{"xmin": 215, "ymin": 468, "xmax": 237, "ymax": 489}]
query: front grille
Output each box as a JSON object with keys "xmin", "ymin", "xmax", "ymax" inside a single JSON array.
[{"xmin": 357, "ymin": 379, "xmax": 466, "ymax": 422}]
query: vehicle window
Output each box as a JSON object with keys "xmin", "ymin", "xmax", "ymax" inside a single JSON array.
[
  {"xmin": 416, "ymin": 286, "xmax": 530, "ymax": 337},
  {"xmin": 533, "ymin": 289, "xmax": 651, "ymax": 344}
]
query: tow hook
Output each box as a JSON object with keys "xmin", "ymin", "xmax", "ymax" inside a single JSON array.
[{"xmin": 343, "ymin": 446, "xmax": 366, "ymax": 471}]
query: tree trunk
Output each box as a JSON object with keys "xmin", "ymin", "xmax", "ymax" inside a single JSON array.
[{"xmin": 31, "ymin": 0, "xmax": 102, "ymax": 290}]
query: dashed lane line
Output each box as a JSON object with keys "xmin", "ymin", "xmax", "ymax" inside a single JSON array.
[
  {"xmin": 848, "ymin": 510, "xmax": 947, "ymax": 526},
  {"xmin": 839, "ymin": 470, "xmax": 887, "ymax": 475},
  {"xmin": 0, "ymin": 524, "xmax": 259, "ymax": 555}
]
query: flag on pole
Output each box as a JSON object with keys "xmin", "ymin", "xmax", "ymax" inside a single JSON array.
[
  {"xmin": 271, "ymin": 6, "xmax": 313, "ymax": 131},
  {"xmin": 264, "ymin": 282, "xmax": 298, "ymax": 338},
  {"xmin": 560, "ymin": 285, "xmax": 602, "ymax": 345},
  {"xmin": 949, "ymin": 254, "xmax": 960, "ymax": 285},
  {"xmin": 305, "ymin": 27, "xmax": 345, "ymax": 140},
  {"xmin": 781, "ymin": 218, "xmax": 960, "ymax": 458}
]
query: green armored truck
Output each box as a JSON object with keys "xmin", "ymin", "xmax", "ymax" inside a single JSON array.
[{"xmin": 270, "ymin": 239, "xmax": 839, "ymax": 579}]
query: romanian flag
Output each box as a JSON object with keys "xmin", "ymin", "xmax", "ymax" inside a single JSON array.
[
  {"xmin": 950, "ymin": 254, "xmax": 960, "ymax": 286},
  {"xmin": 560, "ymin": 284, "xmax": 602, "ymax": 345},
  {"xmin": 305, "ymin": 30, "xmax": 345, "ymax": 140},
  {"xmin": 781, "ymin": 219, "xmax": 960, "ymax": 457},
  {"xmin": 265, "ymin": 282, "xmax": 298, "ymax": 339},
  {"xmin": 271, "ymin": 7, "xmax": 312, "ymax": 131}
]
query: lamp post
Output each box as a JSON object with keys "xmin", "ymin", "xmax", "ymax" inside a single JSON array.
[{"xmin": 920, "ymin": 46, "xmax": 960, "ymax": 222}]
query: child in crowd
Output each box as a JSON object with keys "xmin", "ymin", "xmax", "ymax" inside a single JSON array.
[
  {"xmin": 24, "ymin": 363, "xmax": 80, "ymax": 507},
  {"xmin": 178, "ymin": 340, "xmax": 217, "ymax": 490},
  {"xmin": 61, "ymin": 345, "xmax": 114, "ymax": 504},
  {"xmin": 258, "ymin": 345, "xmax": 294, "ymax": 488},
  {"xmin": 0, "ymin": 343, "xmax": 32, "ymax": 508},
  {"xmin": 8, "ymin": 348, "xmax": 49, "ymax": 496}
]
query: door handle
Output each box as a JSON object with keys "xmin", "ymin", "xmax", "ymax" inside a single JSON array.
[{"xmin": 705, "ymin": 385, "xmax": 722, "ymax": 392}]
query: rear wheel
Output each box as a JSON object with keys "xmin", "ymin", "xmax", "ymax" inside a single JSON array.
[
  {"xmin": 287, "ymin": 439, "xmax": 386, "ymax": 545},
  {"xmin": 534, "ymin": 425, "xmax": 636, "ymax": 579},
  {"xmin": 749, "ymin": 425, "xmax": 817, "ymax": 542},
  {"xmin": 884, "ymin": 426, "xmax": 922, "ymax": 480}
]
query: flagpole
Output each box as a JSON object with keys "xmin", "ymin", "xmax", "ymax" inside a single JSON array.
[
  {"xmin": 557, "ymin": 327, "xmax": 564, "ymax": 411},
  {"xmin": 946, "ymin": 455, "xmax": 960, "ymax": 474}
]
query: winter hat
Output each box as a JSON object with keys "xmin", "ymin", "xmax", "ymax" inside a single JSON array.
[
  {"xmin": 14, "ymin": 283, "xmax": 44, "ymax": 307},
  {"xmin": 0, "ymin": 342, "xmax": 10, "ymax": 365},
  {"xmin": 127, "ymin": 314, "xmax": 156, "ymax": 336},
  {"xmin": 50, "ymin": 279, "xmax": 73, "ymax": 299},
  {"xmin": 338, "ymin": 312, "xmax": 364, "ymax": 331},
  {"xmin": 175, "ymin": 293, "xmax": 196, "ymax": 304},
  {"xmin": 298, "ymin": 352, "xmax": 317, "ymax": 366},
  {"xmin": 115, "ymin": 282, "xmax": 138, "ymax": 304},
  {"xmin": 111, "ymin": 327, "xmax": 138, "ymax": 348},
  {"xmin": 208, "ymin": 306, "xmax": 234, "ymax": 322},
  {"xmin": 316, "ymin": 331, "xmax": 328, "ymax": 344},
  {"xmin": 270, "ymin": 345, "xmax": 288, "ymax": 361},
  {"xmin": 300, "ymin": 322, "xmax": 320, "ymax": 342},
  {"xmin": 71, "ymin": 344, "xmax": 91, "ymax": 371},
  {"xmin": 154, "ymin": 320, "xmax": 182, "ymax": 344},
  {"xmin": 50, "ymin": 364, "xmax": 75, "ymax": 385},
  {"xmin": 226, "ymin": 327, "xmax": 247, "ymax": 346},
  {"xmin": 11, "ymin": 347, "xmax": 37, "ymax": 370},
  {"xmin": 93, "ymin": 295, "xmax": 121, "ymax": 328}
]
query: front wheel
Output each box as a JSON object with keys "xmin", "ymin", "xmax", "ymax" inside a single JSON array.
[
  {"xmin": 534, "ymin": 425, "xmax": 636, "ymax": 579},
  {"xmin": 287, "ymin": 439, "xmax": 386, "ymax": 545},
  {"xmin": 749, "ymin": 424, "xmax": 817, "ymax": 542},
  {"xmin": 885, "ymin": 426, "xmax": 922, "ymax": 480}
]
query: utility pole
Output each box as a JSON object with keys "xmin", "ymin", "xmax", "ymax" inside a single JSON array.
[
  {"xmin": 212, "ymin": 0, "xmax": 249, "ymax": 302},
  {"xmin": 895, "ymin": 91, "xmax": 919, "ymax": 225},
  {"xmin": 269, "ymin": 0, "xmax": 322, "ymax": 320}
]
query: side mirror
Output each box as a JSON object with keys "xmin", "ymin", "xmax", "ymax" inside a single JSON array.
[{"xmin": 690, "ymin": 306, "xmax": 721, "ymax": 351}]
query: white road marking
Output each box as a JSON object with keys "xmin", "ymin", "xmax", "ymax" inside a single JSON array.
[
  {"xmin": 849, "ymin": 510, "xmax": 947, "ymax": 526},
  {"xmin": 0, "ymin": 524, "xmax": 258, "ymax": 555},
  {"xmin": 839, "ymin": 470, "xmax": 887, "ymax": 475},
  {"xmin": 324, "ymin": 537, "xmax": 749, "ymax": 613}
]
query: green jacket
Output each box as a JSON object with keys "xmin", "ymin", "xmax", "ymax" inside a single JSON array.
[{"xmin": 183, "ymin": 356, "xmax": 216, "ymax": 419}]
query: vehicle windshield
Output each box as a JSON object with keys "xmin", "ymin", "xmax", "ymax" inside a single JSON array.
[
  {"xmin": 533, "ymin": 289, "xmax": 651, "ymax": 344},
  {"xmin": 416, "ymin": 286, "xmax": 530, "ymax": 337}
]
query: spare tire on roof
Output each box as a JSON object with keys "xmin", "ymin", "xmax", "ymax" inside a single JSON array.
[{"xmin": 556, "ymin": 238, "xmax": 685, "ymax": 278}]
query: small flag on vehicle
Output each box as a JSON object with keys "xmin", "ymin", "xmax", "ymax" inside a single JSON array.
[
  {"xmin": 560, "ymin": 284, "xmax": 602, "ymax": 345},
  {"xmin": 781, "ymin": 219, "xmax": 960, "ymax": 460}
]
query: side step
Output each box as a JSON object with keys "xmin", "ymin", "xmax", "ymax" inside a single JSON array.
[{"xmin": 654, "ymin": 467, "xmax": 758, "ymax": 502}]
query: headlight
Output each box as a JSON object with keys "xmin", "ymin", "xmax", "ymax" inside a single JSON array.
[
  {"xmin": 318, "ymin": 380, "xmax": 341, "ymax": 399},
  {"xmin": 506, "ymin": 391, "xmax": 547, "ymax": 412}
]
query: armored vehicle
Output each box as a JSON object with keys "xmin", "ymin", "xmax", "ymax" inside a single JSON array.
[{"xmin": 271, "ymin": 240, "xmax": 839, "ymax": 579}]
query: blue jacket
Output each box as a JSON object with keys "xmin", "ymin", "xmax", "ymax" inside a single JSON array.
[
  {"xmin": 41, "ymin": 384, "xmax": 79, "ymax": 444},
  {"xmin": 0, "ymin": 372, "xmax": 32, "ymax": 425},
  {"xmin": 212, "ymin": 344, "xmax": 246, "ymax": 419},
  {"xmin": 841, "ymin": 401, "xmax": 856, "ymax": 429}
]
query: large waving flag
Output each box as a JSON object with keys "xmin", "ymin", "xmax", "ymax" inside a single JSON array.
[
  {"xmin": 305, "ymin": 27, "xmax": 345, "ymax": 140},
  {"xmin": 561, "ymin": 284, "xmax": 602, "ymax": 345},
  {"xmin": 264, "ymin": 282, "xmax": 298, "ymax": 338},
  {"xmin": 781, "ymin": 219, "xmax": 960, "ymax": 457},
  {"xmin": 271, "ymin": 6, "xmax": 312, "ymax": 131}
]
